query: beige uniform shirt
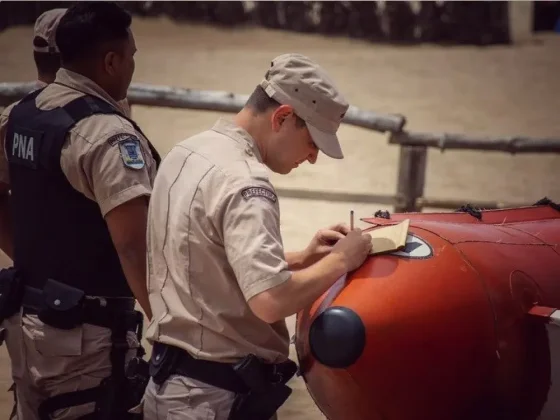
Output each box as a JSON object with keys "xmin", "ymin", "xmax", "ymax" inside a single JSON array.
[
  {"xmin": 0, "ymin": 69, "xmax": 157, "ymax": 217},
  {"xmin": 146, "ymin": 118, "xmax": 290, "ymax": 364}
]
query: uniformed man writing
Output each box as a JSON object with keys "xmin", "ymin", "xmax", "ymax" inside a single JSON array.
[
  {"xmin": 0, "ymin": 2, "xmax": 158, "ymax": 419},
  {"xmin": 143, "ymin": 53, "xmax": 372, "ymax": 419}
]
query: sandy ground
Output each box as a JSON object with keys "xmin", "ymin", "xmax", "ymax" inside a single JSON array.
[{"xmin": 1, "ymin": 16, "xmax": 560, "ymax": 419}]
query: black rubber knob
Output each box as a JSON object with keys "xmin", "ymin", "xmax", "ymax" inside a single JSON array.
[{"xmin": 309, "ymin": 306, "xmax": 365, "ymax": 368}]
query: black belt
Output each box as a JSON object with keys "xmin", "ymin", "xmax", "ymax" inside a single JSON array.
[
  {"xmin": 150, "ymin": 342, "xmax": 249, "ymax": 394},
  {"xmin": 21, "ymin": 286, "xmax": 138, "ymax": 330}
]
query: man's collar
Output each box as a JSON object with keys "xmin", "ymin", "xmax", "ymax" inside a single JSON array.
[
  {"xmin": 211, "ymin": 118, "xmax": 264, "ymax": 162},
  {"xmin": 54, "ymin": 68, "xmax": 124, "ymax": 111}
]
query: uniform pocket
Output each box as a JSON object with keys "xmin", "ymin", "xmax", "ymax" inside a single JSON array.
[
  {"xmin": 162, "ymin": 376, "xmax": 234, "ymax": 420},
  {"xmin": 23, "ymin": 314, "xmax": 83, "ymax": 357},
  {"xmin": 166, "ymin": 406, "xmax": 215, "ymax": 420}
]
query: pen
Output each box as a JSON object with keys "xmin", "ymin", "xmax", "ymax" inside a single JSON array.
[{"xmin": 350, "ymin": 209, "xmax": 354, "ymax": 230}]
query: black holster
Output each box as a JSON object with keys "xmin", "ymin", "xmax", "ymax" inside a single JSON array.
[
  {"xmin": 148, "ymin": 342, "xmax": 297, "ymax": 420},
  {"xmin": 32, "ymin": 281, "xmax": 148, "ymax": 420},
  {"xmin": 124, "ymin": 355, "xmax": 150, "ymax": 413},
  {"xmin": 228, "ymin": 355, "xmax": 298, "ymax": 420},
  {"xmin": 92, "ymin": 355, "xmax": 149, "ymax": 420}
]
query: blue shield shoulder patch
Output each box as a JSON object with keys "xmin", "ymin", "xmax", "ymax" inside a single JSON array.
[{"xmin": 118, "ymin": 137, "xmax": 145, "ymax": 170}]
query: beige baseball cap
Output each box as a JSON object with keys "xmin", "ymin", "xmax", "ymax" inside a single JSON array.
[
  {"xmin": 33, "ymin": 8, "xmax": 67, "ymax": 53},
  {"xmin": 260, "ymin": 53, "xmax": 349, "ymax": 159}
]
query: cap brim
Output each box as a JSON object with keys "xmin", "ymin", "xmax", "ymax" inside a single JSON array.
[{"xmin": 306, "ymin": 123, "xmax": 344, "ymax": 159}]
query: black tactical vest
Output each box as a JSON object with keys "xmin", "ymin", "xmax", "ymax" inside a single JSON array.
[{"xmin": 4, "ymin": 88, "xmax": 161, "ymax": 297}]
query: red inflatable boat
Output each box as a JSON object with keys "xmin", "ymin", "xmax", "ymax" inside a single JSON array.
[{"xmin": 295, "ymin": 199, "xmax": 560, "ymax": 420}]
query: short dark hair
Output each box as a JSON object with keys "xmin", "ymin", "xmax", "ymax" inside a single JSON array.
[
  {"xmin": 32, "ymin": 36, "xmax": 61, "ymax": 75},
  {"xmin": 246, "ymin": 85, "xmax": 306, "ymax": 128},
  {"xmin": 55, "ymin": 1, "xmax": 132, "ymax": 64}
]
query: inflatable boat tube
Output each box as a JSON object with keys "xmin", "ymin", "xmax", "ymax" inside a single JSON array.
[{"xmin": 295, "ymin": 199, "xmax": 560, "ymax": 420}]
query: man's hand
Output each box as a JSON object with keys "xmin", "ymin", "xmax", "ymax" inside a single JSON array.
[
  {"xmin": 331, "ymin": 228, "xmax": 373, "ymax": 272},
  {"xmin": 249, "ymin": 227, "xmax": 372, "ymax": 324},
  {"xmin": 302, "ymin": 223, "xmax": 351, "ymax": 267}
]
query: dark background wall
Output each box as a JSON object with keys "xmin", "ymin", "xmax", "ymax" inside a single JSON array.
[{"xmin": 0, "ymin": 1, "xmax": 558, "ymax": 46}]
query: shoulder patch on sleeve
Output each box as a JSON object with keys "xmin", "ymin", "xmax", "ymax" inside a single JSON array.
[
  {"xmin": 240, "ymin": 186, "xmax": 277, "ymax": 204},
  {"xmin": 116, "ymin": 136, "xmax": 145, "ymax": 170}
]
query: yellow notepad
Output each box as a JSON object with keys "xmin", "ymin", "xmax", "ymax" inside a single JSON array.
[{"xmin": 368, "ymin": 219, "xmax": 410, "ymax": 255}]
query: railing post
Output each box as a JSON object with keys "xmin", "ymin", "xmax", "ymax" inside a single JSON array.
[{"xmin": 394, "ymin": 145, "xmax": 427, "ymax": 213}]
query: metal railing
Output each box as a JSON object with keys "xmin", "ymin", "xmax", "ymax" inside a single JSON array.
[{"xmin": 2, "ymin": 81, "xmax": 558, "ymax": 212}]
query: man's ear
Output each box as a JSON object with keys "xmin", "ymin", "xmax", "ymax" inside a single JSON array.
[
  {"xmin": 104, "ymin": 51, "xmax": 118, "ymax": 77},
  {"xmin": 271, "ymin": 105, "xmax": 294, "ymax": 132}
]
